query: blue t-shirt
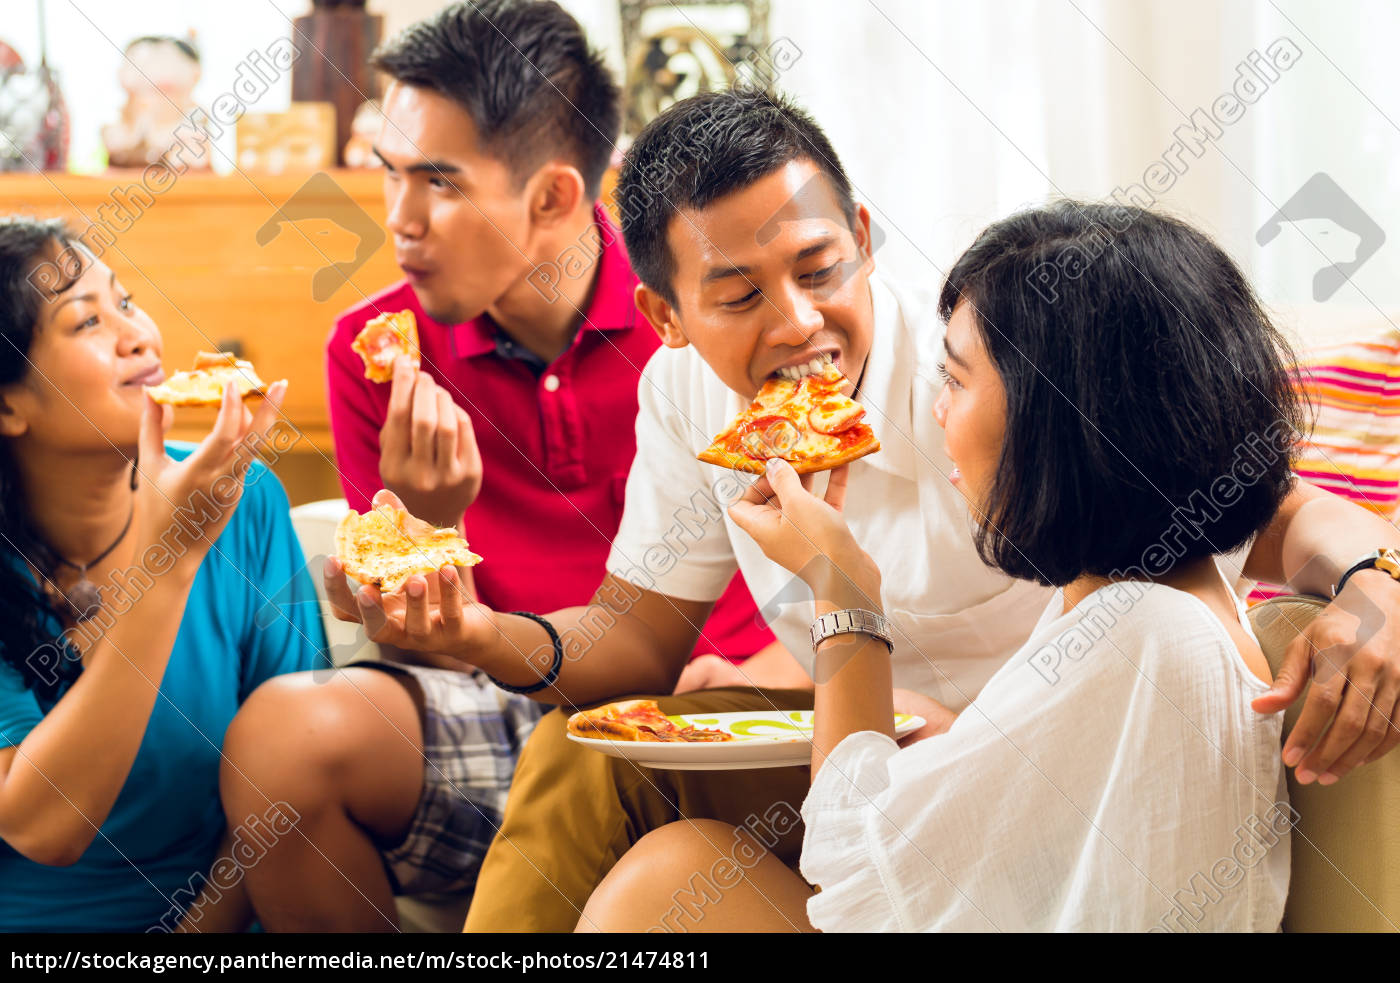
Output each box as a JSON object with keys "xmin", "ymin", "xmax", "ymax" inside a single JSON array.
[{"xmin": 0, "ymin": 444, "xmax": 329, "ymax": 932}]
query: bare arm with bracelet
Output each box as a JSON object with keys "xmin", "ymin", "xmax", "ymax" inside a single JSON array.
[{"xmin": 323, "ymin": 492, "xmax": 713, "ymax": 705}]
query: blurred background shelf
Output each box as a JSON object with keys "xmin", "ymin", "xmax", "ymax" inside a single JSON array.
[{"xmin": 0, "ymin": 168, "xmax": 397, "ymax": 503}]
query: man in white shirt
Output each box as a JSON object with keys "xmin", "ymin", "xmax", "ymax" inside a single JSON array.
[
  {"xmin": 602, "ymin": 255, "xmax": 1048, "ymax": 708},
  {"xmin": 331, "ymin": 87, "xmax": 1400, "ymax": 932}
]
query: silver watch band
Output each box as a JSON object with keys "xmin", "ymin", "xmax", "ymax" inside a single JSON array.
[{"xmin": 810, "ymin": 608, "xmax": 894, "ymax": 653}]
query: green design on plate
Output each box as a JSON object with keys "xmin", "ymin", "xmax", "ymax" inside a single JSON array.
[
  {"xmin": 728, "ymin": 717, "xmax": 811, "ymax": 737},
  {"xmin": 661, "ymin": 710, "xmax": 916, "ymax": 739}
]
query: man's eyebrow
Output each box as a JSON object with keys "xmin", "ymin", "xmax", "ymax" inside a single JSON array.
[
  {"xmin": 370, "ymin": 146, "xmax": 462, "ymax": 176},
  {"xmin": 700, "ymin": 237, "xmax": 840, "ymax": 287},
  {"xmin": 701, "ymin": 264, "xmax": 753, "ymax": 286},
  {"xmin": 793, "ymin": 237, "xmax": 837, "ymax": 263}
]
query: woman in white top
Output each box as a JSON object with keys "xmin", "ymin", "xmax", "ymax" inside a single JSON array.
[{"xmin": 577, "ymin": 201, "xmax": 1303, "ymax": 932}]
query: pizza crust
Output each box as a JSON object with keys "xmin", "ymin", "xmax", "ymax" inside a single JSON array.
[
  {"xmin": 698, "ymin": 434, "xmax": 881, "ymax": 475},
  {"xmin": 566, "ymin": 699, "xmax": 733, "ymax": 743},
  {"xmin": 146, "ymin": 352, "xmax": 283, "ymax": 407},
  {"xmin": 566, "ymin": 700, "xmax": 657, "ymax": 741},
  {"xmin": 334, "ymin": 503, "xmax": 482, "ymax": 594}
]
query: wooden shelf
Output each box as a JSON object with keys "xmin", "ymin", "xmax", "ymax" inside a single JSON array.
[
  {"xmin": 0, "ymin": 168, "xmax": 397, "ymax": 503},
  {"xmin": 167, "ymin": 423, "xmax": 336, "ymax": 454}
]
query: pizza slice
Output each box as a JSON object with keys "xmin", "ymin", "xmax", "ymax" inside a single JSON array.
[
  {"xmin": 567, "ymin": 699, "xmax": 734, "ymax": 743},
  {"xmin": 352, "ymin": 309, "xmax": 420, "ymax": 383},
  {"xmin": 698, "ymin": 360, "xmax": 880, "ymax": 474},
  {"xmin": 145, "ymin": 351, "xmax": 283, "ymax": 407},
  {"xmin": 334, "ymin": 503, "xmax": 482, "ymax": 594}
]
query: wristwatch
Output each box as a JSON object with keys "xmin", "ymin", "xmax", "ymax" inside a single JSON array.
[
  {"xmin": 809, "ymin": 609, "xmax": 894, "ymax": 653},
  {"xmin": 1332, "ymin": 547, "xmax": 1400, "ymax": 599}
]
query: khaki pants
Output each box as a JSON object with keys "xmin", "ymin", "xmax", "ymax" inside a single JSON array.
[{"xmin": 463, "ymin": 687, "xmax": 816, "ymax": 933}]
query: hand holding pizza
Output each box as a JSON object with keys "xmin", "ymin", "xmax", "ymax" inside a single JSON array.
[
  {"xmin": 136, "ymin": 378, "xmax": 288, "ymax": 576},
  {"xmin": 727, "ymin": 459, "xmax": 881, "ymax": 604},
  {"xmin": 323, "ymin": 489, "xmax": 494, "ymax": 656},
  {"xmin": 378, "ymin": 357, "xmax": 482, "ymax": 529}
]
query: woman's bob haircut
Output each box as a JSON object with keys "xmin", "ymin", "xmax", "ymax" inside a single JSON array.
[{"xmin": 938, "ymin": 200, "xmax": 1307, "ymax": 588}]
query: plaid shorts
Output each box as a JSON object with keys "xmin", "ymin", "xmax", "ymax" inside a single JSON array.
[{"xmin": 356, "ymin": 661, "xmax": 544, "ymax": 897}]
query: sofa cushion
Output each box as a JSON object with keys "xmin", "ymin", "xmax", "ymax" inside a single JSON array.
[{"xmin": 1251, "ymin": 329, "xmax": 1400, "ymax": 603}]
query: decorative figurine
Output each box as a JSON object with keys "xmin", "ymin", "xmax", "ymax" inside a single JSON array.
[{"xmin": 102, "ymin": 34, "xmax": 212, "ymax": 170}]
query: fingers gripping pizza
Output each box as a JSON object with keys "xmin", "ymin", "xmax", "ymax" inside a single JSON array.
[
  {"xmin": 567, "ymin": 700, "xmax": 733, "ymax": 743},
  {"xmin": 698, "ymin": 360, "xmax": 880, "ymax": 474},
  {"xmin": 352, "ymin": 309, "xmax": 420, "ymax": 383},
  {"xmin": 146, "ymin": 352, "xmax": 282, "ymax": 407},
  {"xmin": 335, "ymin": 503, "xmax": 482, "ymax": 594}
]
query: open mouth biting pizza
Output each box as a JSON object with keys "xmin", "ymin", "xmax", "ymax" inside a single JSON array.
[
  {"xmin": 145, "ymin": 352, "xmax": 282, "ymax": 407},
  {"xmin": 567, "ymin": 700, "xmax": 734, "ymax": 743},
  {"xmin": 352, "ymin": 309, "xmax": 420, "ymax": 383},
  {"xmin": 334, "ymin": 503, "xmax": 483, "ymax": 594},
  {"xmin": 698, "ymin": 360, "xmax": 880, "ymax": 474}
]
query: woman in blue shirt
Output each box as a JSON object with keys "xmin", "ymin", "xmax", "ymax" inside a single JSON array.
[{"xmin": 0, "ymin": 217, "xmax": 327, "ymax": 932}]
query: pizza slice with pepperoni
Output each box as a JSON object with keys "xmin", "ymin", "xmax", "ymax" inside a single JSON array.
[
  {"xmin": 352, "ymin": 309, "xmax": 420, "ymax": 383},
  {"xmin": 567, "ymin": 700, "xmax": 734, "ymax": 743},
  {"xmin": 698, "ymin": 361, "xmax": 880, "ymax": 474}
]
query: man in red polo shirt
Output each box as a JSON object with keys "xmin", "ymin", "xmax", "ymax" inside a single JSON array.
[
  {"xmin": 328, "ymin": 190, "xmax": 770, "ymax": 644},
  {"xmin": 220, "ymin": 1, "xmax": 781, "ymax": 931}
]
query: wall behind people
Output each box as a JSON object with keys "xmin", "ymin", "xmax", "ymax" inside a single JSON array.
[
  {"xmin": 760, "ymin": 0, "xmax": 1400, "ymax": 314},
  {"xmin": 7, "ymin": 0, "xmax": 1396, "ymax": 314}
]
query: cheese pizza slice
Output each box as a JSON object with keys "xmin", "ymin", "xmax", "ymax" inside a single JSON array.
[
  {"xmin": 698, "ymin": 360, "xmax": 880, "ymax": 474},
  {"xmin": 352, "ymin": 309, "xmax": 420, "ymax": 383},
  {"xmin": 567, "ymin": 700, "xmax": 733, "ymax": 743},
  {"xmin": 145, "ymin": 352, "xmax": 282, "ymax": 407},
  {"xmin": 334, "ymin": 503, "xmax": 482, "ymax": 594}
]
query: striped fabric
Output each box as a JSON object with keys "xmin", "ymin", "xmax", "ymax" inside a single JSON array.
[{"xmin": 1249, "ymin": 333, "xmax": 1400, "ymax": 604}]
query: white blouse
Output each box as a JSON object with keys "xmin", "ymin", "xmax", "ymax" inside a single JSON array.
[
  {"xmin": 608, "ymin": 275, "xmax": 1054, "ymax": 710},
  {"xmin": 800, "ymin": 572, "xmax": 1290, "ymax": 932}
]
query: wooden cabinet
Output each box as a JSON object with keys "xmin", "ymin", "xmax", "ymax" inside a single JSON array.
[{"xmin": 0, "ymin": 169, "xmax": 400, "ymax": 503}]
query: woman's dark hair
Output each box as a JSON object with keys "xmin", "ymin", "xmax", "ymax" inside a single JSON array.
[
  {"xmin": 371, "ymin": 0, "xmax": 620, "ymax": 199},
  {"xmin": 939, "ymin": 200, "xmax": 1306, "ymax": 587},
  {"xmin": 616, "ymin": 86, "xmax": 857, "ymax": 307},
  {"xmin": 0, "ymin": 216, "xmax": 80, "ymax": 698}
]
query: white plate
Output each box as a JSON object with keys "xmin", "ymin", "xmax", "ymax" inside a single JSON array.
[{"xmin": 567, "ymin": 708, "xmax": 926, "ymax": 770}]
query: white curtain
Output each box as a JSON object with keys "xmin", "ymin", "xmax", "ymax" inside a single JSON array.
[
  {"xmin": 14, "ymin": 0, "xmax": 1396, "ymax": 319},
  {"xmin": 758, "ymin": 0, "xmax": 1400, "ymax": 319}
]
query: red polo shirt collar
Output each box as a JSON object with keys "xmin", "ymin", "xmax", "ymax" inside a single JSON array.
[{"xmin": 451, "ymin": 204, "xmax": 635, "ymax": 360}]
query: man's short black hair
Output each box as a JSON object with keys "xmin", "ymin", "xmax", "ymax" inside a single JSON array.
[
  {"xmin": 938, "ymin": 200, "xmax": 1306, "ymax": 587},
  {"xmin": 371, "ymin": 0, "xmax": 620, "ymax": 198},
  {"xmin": 616, "ymin": 87, "xmax": 857, "ymax": 307}
]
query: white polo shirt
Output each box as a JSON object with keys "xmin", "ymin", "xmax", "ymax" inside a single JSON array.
[{"xmin": 606, "ymin": 275, "xmax": 1053, "ymax": 709}]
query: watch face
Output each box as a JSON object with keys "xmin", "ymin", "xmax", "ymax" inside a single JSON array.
[{"xmin": 1376, "ymin": 550, "xmax": 1400, "ymax": 578}]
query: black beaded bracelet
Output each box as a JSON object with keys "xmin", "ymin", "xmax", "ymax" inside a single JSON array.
[
  {"xmin": 487, "ymin": 611, "xmax": 564, "ymax": 695},
  {"xmin": 1333, "ymin": 553, "xmax": 1381, "ymax": 600}
]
